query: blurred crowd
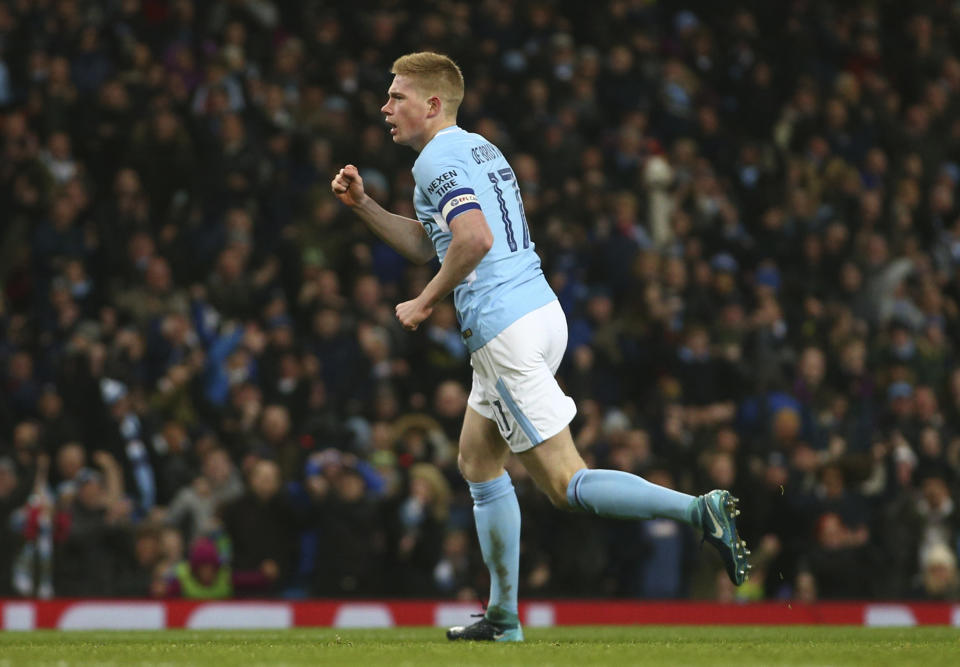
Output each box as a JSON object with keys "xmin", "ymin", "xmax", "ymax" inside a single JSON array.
[{"xmin": 2, "ymin": 0, "xmax": 960, "ymax": 602}]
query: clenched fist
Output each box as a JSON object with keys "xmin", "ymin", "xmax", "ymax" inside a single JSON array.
[
  {"xmin": 396, "ymin": 296, "xmax": 433, "ymax": 331},
  {"xmin": 331, "ymin": 164, "xmax": 367, "ymax": 207}
]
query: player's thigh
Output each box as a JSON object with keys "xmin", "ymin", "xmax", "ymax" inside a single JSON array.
[
  {"xmin": 516, "ymin": 425, "xmax": 586, "ymax": 509},
  {"xmin": 458, "ymin": 405, "xmax": 510, "ymax": 483},
  {"xmin": 472, "ymin": 301, "xmax": 577, "ymax": 455}
]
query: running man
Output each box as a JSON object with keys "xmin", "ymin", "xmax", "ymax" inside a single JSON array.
[{"xmin": 331, "ymin": 52, "xmax": 750, "ymax": 642}]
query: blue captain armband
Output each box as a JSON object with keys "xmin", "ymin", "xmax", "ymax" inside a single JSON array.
[{"xmin": 439, "ymin": 187, "xmax": 481, "ymax": 224}]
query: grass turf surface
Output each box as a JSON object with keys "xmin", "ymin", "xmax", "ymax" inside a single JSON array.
[{"xmin": 1, "ymin": 626, "xmax": 958, "ymax": 666}]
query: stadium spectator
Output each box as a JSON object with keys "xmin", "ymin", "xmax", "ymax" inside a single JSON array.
[
  {"xmin": 53, "ymin": 453, "xmax": 130, "ymax": 596},
  {"xmin": 307, "ymin": 454, "xmax": 386, "ymax": 596},
  {"xmin": 165, "ymin": 446, "xmax": 243, "ymax": 543},
  {"xmin": 393, "ymin": 463, "xmax": 451, "ymax": 595},
  {"xmin": 219, "ymin": 459, "xmax": 297, "ymax": 592},
  {"xmin": 0, "ymin": 457, "xmax": 27, "ymax": 596},
  {"xmin": 911, "ymin": 542, "xmax": 960, "ymax": 601},
  {"xmin": 113, "ymin": 522, "xmax": 165, "ymax": 597},
  {"xmin": 158, "ymin": 536, "xmax": 278, "ymax": 599}
]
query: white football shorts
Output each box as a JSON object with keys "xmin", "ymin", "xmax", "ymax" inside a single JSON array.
[{"xmin": 467, "ymin": 299, "xmax": 577, "ymax": 453}]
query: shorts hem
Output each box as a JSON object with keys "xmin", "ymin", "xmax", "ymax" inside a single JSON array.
[
  {"xmin": 467, "ymin": 395, "xmax": 494, "ymax": 420},
  {"xmin": 505, "ymin": 405, "xmax": 576, "ymax": 454}
]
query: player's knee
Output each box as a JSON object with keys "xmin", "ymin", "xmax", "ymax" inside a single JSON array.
[
  {"xmin": 457, "ymin": 452, "xmax": 470, "ymax": 478},
  {"xmin": 457, "ymin": 451, "xmax": 495, "ymax": 483}
]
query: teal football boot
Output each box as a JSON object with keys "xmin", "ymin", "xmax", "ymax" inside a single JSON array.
[
  {"xmin": 698, "ymin": 489, "xmax": 751, "ymax": 585},
  {"xmin": 447, "ymin": 608, "xmax": 524, "ymax": 642}
]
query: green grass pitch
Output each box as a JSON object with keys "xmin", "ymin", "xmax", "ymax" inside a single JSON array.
[{"xmin": 1, "ymin": 626, "xmax": 958, "ymax": 666}]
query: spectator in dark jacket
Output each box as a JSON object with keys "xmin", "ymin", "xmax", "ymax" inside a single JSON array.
[
  {"xmin": 220, "ymin": 459, "xmax": 297, "ymax": 591},
  {"xmin": 0, "ymin": 457, "xmax": 27, "ymax": 596}
]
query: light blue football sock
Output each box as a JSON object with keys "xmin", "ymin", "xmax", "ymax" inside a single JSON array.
[
  {"xmin": 469, "ymin": 471, "xmax": 521, "ymax": 621},
  {"xmin": 566, "ymin": 468, "xmax": 701, "ymax": 525}
]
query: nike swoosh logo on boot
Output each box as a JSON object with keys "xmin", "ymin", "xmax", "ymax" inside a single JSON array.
[{"xmin": 705, "ymin": 502, "xmax": 724, "ymax": 539}]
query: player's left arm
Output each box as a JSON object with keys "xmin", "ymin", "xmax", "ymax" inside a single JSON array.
[{"xmin": 395, "ymin": 209, "xmax": 492, "ymax": 330}]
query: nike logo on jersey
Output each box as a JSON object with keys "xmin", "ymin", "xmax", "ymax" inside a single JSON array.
[{"xmin": 704, "ymin": 502, "xmax": 725, "ymax": 539}]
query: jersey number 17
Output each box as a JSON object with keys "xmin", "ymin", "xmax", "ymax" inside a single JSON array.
[{"xmin": 487, "ymin": 168, "xmax": 530, "ymax": 252}]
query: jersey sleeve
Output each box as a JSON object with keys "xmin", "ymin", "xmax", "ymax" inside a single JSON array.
[{"xmin": 413, "ymin": 150, "xmax": 481, "ymax": 225}]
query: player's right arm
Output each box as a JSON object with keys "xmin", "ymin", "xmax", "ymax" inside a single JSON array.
[{"xmin": 331, "ymin": 165, "xmax": 436, "ymax": 264}]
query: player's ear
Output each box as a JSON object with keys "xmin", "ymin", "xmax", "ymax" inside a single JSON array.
[{"xmin": 426, "ymin": 95, "xmax": 442, "ymax": 118}]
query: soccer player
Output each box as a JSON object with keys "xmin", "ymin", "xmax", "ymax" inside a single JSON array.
[{"xmin": 331, "ymin": 52, "xmax": 750, "ymax": 642}]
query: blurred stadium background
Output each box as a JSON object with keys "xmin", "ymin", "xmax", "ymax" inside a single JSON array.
[{"xmin": 2, "ymin": 0, "xmax": 960, "ymax": 632}]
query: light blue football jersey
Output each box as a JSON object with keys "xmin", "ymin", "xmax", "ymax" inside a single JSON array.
[{"xmin": 412, "ymin": 126, "xmax": 557, "ymax": 353}]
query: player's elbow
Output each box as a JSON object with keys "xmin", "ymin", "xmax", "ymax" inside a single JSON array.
[
  {"xmin": 450, "ymin": 211, "xmax": 493, "ymax": 258},
  {"xmin": 455, "ymin": 229, "xmax": 492, "ymax": 263},
  {"xmin": 472, "ymin": 226, "xmax": 493, "ymax": 256}
]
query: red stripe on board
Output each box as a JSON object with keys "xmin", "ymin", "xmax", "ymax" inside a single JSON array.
[{"xmin": 2, "ymin": 600, "xmax": 958, "ymax": 629}]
